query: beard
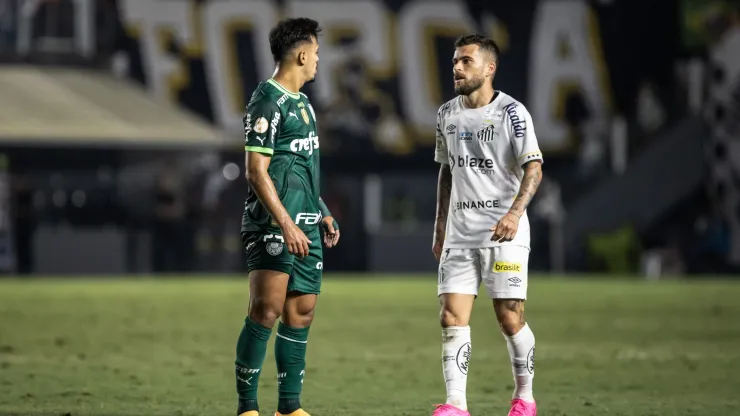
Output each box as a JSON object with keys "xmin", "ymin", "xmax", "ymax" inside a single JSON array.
[{"xmin": 454, "ymin": 75, "xmax": 485, "ymax": 96}]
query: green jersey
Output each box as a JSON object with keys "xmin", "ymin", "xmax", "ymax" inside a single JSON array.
[{"xmin": 241, "ymin": 79, "xmax": 322, "ymax": 234}]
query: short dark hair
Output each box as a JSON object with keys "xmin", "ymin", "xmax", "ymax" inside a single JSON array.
[
  {"xmin": 454, "ymin": 34, "xmax": 500, "ymax": 65},
  {"xmin": 269, "ymin": 18, "xmax": 322, "ymax": 63}
]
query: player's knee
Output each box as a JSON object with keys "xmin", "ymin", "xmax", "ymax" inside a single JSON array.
[
  {"xmin": 248, "ymin": 298, "xmax": 282, "ymax": 328},
  {"xmin": 440, "ymin": 307, "xmax": 468, "ymax": 328},
  {"xmin": 283, "ymin": 308, "xmax": 314, "ymax": 328},
  {"xmin": 494, "ymin": 299, "xmax": 525, "ymax": 336}
]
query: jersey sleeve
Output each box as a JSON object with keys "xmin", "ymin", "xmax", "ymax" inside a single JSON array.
[
  {"xmin": 506, "ymin": 102, "xmax": 543, "ymax": 166},
  {"xmin": 244, "ymin": 97, "xmax": 281, "ymax": 155},
  {"xmin": 434, "ymin": 107, "xmax": 449, "ymax": 164}
]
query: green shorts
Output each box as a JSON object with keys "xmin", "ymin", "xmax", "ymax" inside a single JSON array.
[{"xmin": 241, "ymin": 227, "xmax": 323, "ymax": 294}]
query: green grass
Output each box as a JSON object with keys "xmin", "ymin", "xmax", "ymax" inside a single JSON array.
[{"xmin": 1, "ymin": 275, "xmax": 739, "ymax": 416}]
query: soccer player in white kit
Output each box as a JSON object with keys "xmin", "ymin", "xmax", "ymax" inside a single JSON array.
[{"xmin": 431, "ymin": 35, "xmax": 543, "ymax": 416}]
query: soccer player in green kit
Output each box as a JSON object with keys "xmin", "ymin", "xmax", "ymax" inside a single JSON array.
[{"xmin": 236, "ymin": 18, "xmax": 339, "ymax": 416}]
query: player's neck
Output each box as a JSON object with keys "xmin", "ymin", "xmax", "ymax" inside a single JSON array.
[
  {"xmin": 462, "ymin": 87, "xmax": 495, "ymax": 109},
  {"xmin": 271, "ymin": 67, "xmax": 305, "ymax": 93}
]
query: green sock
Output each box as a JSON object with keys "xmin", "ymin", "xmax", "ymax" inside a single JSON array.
[
  {"xmin": 235, "ymin": 317, "xmax": 272, "ymax": 412},
  {"xmin": 275, "ymin": 322, "xmax": 310, "ymax": 414}
]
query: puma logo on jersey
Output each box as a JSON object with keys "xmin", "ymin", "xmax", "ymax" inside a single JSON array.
[{"xmin": 288, "ymin": 111, "xmax": 299, "ymax": 120}]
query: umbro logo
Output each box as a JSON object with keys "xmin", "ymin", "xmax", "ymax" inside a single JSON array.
[
  {"xmin": 508, "ymin": 277, "xmax": 522, "ymax": 284},
  {"xmin": 446, "ymin": 124, "xmax": 456, "ymax": 134}
]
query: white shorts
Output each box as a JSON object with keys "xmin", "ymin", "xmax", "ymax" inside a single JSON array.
[{"xmin": 437, "ymin": 246, "xmax": 530, "ymax": 299}]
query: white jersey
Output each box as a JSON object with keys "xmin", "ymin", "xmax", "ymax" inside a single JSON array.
[{"xmin": 434, "ymin": 91, "xmax": 543, "ymax": 249}]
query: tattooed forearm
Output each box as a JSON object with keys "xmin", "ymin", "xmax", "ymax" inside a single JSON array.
[
  {"xmin": 510, "ymin": 161, "xmax": 542, "ymax": 217},
  {"xmin": 433, "ymin": 164, "xmax": 452, "ymax": 245}
]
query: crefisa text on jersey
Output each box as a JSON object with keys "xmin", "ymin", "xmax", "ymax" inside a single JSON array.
[
  {"xmin": 503, "ymin": 102, "xmax": 526, "ymax": 138},
  {"xmin": 290, "ymin": 131, "xmax": 320, "ymax": 155}
]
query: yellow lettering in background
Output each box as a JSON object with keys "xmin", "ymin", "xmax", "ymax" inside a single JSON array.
[
  {"xmin": 203, "ymin": 0, "xmax": 278, "ymax": 132},
  {"xmin": 120, "ymin": 1, "xmax": 202, "ymax": 104},
  {"xmin": 399, "ymin": 0, "xmax": 476, "ymax": 142},
  {"xmin": 483, "ymin": 13, "xmax": 509, "ymax": 54},
  {"xmin": 222, "ymin": 19, "xmax": 252, "ymax": 113},
  {"xmin": 119, "ymin": 0, "xmax": 614, "ymax": 154},
  {"xmin": 154, "ymin": 28, "xmax": 190, "ymax": 104},
  {"xmin": 285, "ymin": 0, "xmax": 394, "ymax": 104},
  {"xmin": 423, "ymin": 24, "xmax": 471, "ymax": 122},
  {"xmin": 529, "ymin": 0, "xmax": 612, "ymax": 153}
]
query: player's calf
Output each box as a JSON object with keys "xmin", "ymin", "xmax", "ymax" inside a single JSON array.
[
  {"xmin": 275, "ymin": 292, "xmax": 317, "ymax": 415},
  {"xmin": 439, "ymin": 293, "xmax": 474, "ymax": 327},
  {"xmin": 494, "ymin": 299, "xmax": 536, "ymax": 406},
  {"xmin": 438, "ymin": 294, "xmax": 475, "ymax": 411},
  {"xmin": 236, "ymin": 270, "xmax": 291, "ymax": 414},
  {"xmin": 493, "ymin": 299, "xmax": 525, "ymax": 336}
]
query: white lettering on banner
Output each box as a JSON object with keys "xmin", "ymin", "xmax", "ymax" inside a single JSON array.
[
  {"xmin": 119, "ymin": 1, "xmax": 201, "ymax": 103},
  {"xmin": 529, "ymin": 1, "xmax": 611, "ymax": 150},
  {"xmin": 120, "ymin": 0, "xmax": 611, "ymax": 153},
  {"xmin": 203, "ymin": 0, "xmax": 277, "ymax": 129}
]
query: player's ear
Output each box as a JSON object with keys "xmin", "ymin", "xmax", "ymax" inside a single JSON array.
[
  {"xmin": 487, "ymin": 60, "xmax": 496, "ymax": 79},
  {"xmin": 297, "ymin": 49, "xmax": 306, "ymax": 66}
]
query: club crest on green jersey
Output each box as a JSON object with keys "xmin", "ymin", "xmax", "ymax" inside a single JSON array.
[{"xmin": 297, "ymin": 102, "xmax": 311, "ymax": 125}]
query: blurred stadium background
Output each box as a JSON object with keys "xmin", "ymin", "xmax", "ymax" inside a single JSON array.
[
  {"xmin": 1, "ymin": 1, "xmax": 739, "ymax": 415},
  {"xmin": 0, "ymin": 0, "xmax": 739, "ymax": 277}
]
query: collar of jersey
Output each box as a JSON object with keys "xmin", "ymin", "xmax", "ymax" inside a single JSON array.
[
  {"xmin": 267, "ymin": 78, "xmax": 300, "ymax": 99},
  {"xmin": 460, "ymin": 90, "xmax": 501, "ymax": 109}
]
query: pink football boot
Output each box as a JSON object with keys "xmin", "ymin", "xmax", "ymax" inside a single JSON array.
[
  {"xmin": 432, "ymin": 404, "xmax": 471, "ymax": 416},
  {"xmin": 507, "ymin": 399, "xmax": 537, "ymax": 416}
]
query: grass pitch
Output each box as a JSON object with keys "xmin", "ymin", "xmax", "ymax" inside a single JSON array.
[{"xmin": 0, "ymin": 275, "xmax": 739, "ymax": 416}]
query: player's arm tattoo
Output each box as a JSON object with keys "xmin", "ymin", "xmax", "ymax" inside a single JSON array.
[
  {"xmin": 433, "ymin": 164, "xmax": 452, "ymax": 245},
  {"xmin": 509, "ymin": 160, "xmax": 542, "ymax": 218},
  {"xmin": 245, "ymin": 151, "xmax": 293, "ymax": 228}
]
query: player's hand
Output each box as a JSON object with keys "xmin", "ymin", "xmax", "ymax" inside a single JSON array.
[
  {"xmin": 491, "ymin": 212, "xmax": 520, "ymax": 243},
  {"xmin": 432, "ymin": 241, "xmax": 444, "ymax": 262},
  {"xmin": 322, "ymin": 216, "xmax": 340, "ymax": 248},
  {"xmin": 281, "ymin": 222, "xmax": 311, "ymax": 259}
]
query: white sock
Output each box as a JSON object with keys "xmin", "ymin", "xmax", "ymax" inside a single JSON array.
[
  {"xmin": 442, "ymin": 325, "xmax": 471, "ymax": 410},
  {"xmin": 503, "ymin": 323, "xmax": 535, "ymax": 402}
]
